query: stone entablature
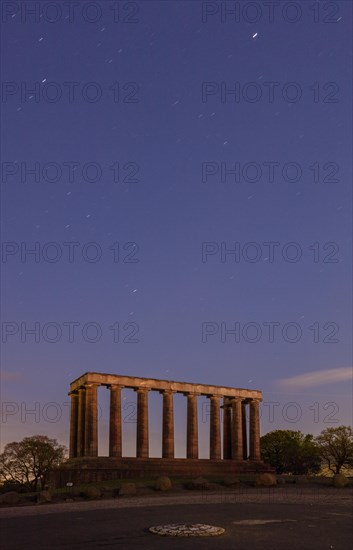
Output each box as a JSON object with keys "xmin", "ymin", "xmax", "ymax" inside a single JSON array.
[
  {"xmin": 70, "ymin": 372, "xmax": 262, "ymax": 399},
  {"xmin": 68, "ymin": 372, "xmax": 262, "ymax": 464}
]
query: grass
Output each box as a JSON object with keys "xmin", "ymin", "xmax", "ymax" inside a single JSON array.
[
  {"xmin": 3, "ymin": 473, "xmax": 352, "ymax": 504},
  {"xmin": 52, "ymin": 473, "xmax": 352, "ymax": 496}
]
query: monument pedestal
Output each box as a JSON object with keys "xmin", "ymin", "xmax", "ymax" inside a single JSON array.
[{"xmin": 51, "ymin": 457, "xmax": 274, "ymax": 487}]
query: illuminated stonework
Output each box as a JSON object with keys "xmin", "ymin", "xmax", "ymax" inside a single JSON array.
[
  {"xmin": 68, "ymin": 372, "xmax": 261, "ymax": 461},
  {"xmin": 149, "ymin": 523, "xmax": 225, "ymax": 537}
]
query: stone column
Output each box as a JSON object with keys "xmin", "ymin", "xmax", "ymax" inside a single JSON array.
[
  {"xmin": 186, "ymin": 393, "xmax": 198, "ymax": 459},
  {"xmin": 69, "ymin": 391, "xmax": 79, "ymax": 458},
  {"xmin": 84, "ymin": 384, "xmax": 98, "ymax": 457},
  {"xmin": 210, "ymin": 395, "xmax": 221, "ymax": 460},
  {"xmin": 136, "ymin": 388, "xmax": 149, "ymax": 458},
  {"xmin": 231, "ymin": 398, "xmax": 243, "ymax": 460},
  {"xmin": 242, "ymin": 401, "xmax": 248, "ymax": 459},
  {"xmin": 222, "ymin": 398, "xmax": 232, "ymax": 459},
  {"xmin": 109, "ymin": 385, "xmax": 122, "ymax": 458},
  {"xmin": 76, "ymin": 387, "xmax": 86, "ymax": 457},
  {"xmin": 162, "ymin": 390, "xmax": 174, "ymax": 458},
  {"xmin": 249, "ymin": 398, "xmax": 261, "ymax": 460}
]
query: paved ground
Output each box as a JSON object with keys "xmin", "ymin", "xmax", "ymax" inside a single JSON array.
[{"xmin": 1, "ymin": 489, "xmax": 352, "ymax": 549}]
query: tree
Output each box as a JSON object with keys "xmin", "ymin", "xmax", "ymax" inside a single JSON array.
[
  {"xmin": 0, "ymin": 435, "xmax": 66, "ymax": 491},
  {"xmin": 315, "ymin": 426, "xmax": 353, "ymax": 474},
  {"xmin": 260, "ymin": 430, "xmax": 321, "ymax": 475}
]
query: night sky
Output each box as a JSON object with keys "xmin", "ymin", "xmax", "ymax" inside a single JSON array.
[{"xmin": 1, "ymin": 0, "xmax": 352, "ymax": 457}]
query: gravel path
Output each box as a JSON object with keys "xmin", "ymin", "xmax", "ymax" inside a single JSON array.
[{"xmin": 1, "ymin": 486, "xmax": 352, "ymax": 518}]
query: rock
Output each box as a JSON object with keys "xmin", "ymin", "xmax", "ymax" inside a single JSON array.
[
  {"xmin": 155, "ymin": 476, "xmax": 172, "ymax": 491},
  {"xmin": 276, "ymin": 476, "xmax": 286, "ymax": 485},
  {"xmin": 294, "ymin": 475, "xmax": 309, "ymax": 485},
  {"xmin": 255, "ymin": 473, "xmax": 277, "ymax": 487},
  {"xmin": 82, "ymin": 486, "xmax": 101, "ymax": 500},
  {"xmin": 119, "ymin": 483, "xmax": 137, "ymax": 496},
  {"xmin": 223, "ymin": 477, "xmax": 241, "ymax": 487},
  {"xmin": 333, "ymin": 473, "xmax": 349, "ymax": 488},
  {"xmin": 185, "ymin": 477, "xmax": 210, "ymax": 490},
  {"xmin": 0, "ymin": 491, "xmax": 20, "ymax": 505},
  {"xmin": 99, "ymin": 486, "xmax": 113, "ymax": 497},
  {"xmin": 37, "ymin": 490, "xmax": 52, "ymax": 504}
]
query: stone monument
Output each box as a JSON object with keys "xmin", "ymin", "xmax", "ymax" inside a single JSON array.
[{"xmin": 53, "ymin": 372, "xmax": 273, "ymax": 486}]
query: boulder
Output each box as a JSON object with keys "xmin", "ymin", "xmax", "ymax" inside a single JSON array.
[
  {"xmin": 82, "ymin": 486, "xmax": 101, "ymax": 500},
  {"xmin": 333, "ymin": 473, "xmax": 349, "ymax": 488},
  {"xmin": 223, "ymin": 477, "xmax": 241, "ymax": 487},
  {"xmin": 0, "ymin": 491, "xmax": 20, "ymax": 505},
  {"xmin": 37, "ymin": 490, "xmax": 52, "ymax": 504},
  {"xmin": 99, "ymin": 486, "xmax": 113, "ymax": 497},
  {"xmin": 294, "ymin": 475, "xmax": 309, "ymax": 485},
  {"xmin": 276, "ymin": 476, "xmax": 286, "ymax": 485},
  {"xmin": 155, "ymin": 476, "xmax": 172, "ymax": 491},
  {"xmin": 185, "ymin": 477, "xmax": 210, "ymax": 490},
  {"xmin": 119, "ymin": 483, "xmax": 137, "ymax": 496},
  {"xmin": 255, "ymin": 473, "xmax": 277, "ymax": 487}
]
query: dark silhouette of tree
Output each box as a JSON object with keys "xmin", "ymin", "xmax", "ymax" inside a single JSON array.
[{"xmin": 0, "ymin": 435, "xmax": 66, "ymax": 491}]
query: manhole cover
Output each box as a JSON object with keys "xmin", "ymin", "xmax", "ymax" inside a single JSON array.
[{"xmin": 149, "ymin": 523, "xmax": 225, "ymax": 537}]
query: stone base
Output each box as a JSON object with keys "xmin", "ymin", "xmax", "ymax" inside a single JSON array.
[{"xmin": 51, "ymin": 457, "xmax": 274, "ymax": 488}]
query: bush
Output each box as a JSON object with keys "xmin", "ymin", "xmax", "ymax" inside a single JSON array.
[
  {"xmin": 0, "ymin": 481, "xmax": 26, "ymax": 494},
  {"xmin": 155, "ymin": 477, "xmax": 172, "ymax": 491}
]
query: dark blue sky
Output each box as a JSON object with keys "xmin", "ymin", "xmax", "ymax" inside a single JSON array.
[{"xmin": 1, "ymin": 1, "xmax": 352, "ymax": 455}]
